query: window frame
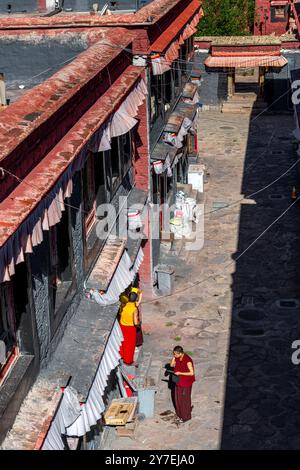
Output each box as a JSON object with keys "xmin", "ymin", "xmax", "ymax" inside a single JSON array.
[
  {"xmin": 0, "ymin": 284, "xmax": 19, "ymax": 383},
  {"xmin": 82, "ymin": 152, "xmax": 96, "ymax": 235},
  {"xmin": 48, "ymin": 202, "xmax": 77, "ymax": 335},
  {"xmin": 271, "ymin": 4, "xmax": 288, "ymax": 22}
]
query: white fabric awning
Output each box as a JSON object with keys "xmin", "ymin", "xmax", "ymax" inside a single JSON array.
[
  {"xmin": 130, "ymin": 246, "xmax": 144, "ymax": 277},
  {"xmin": 42, "ymin": 320, "xmax": 124, "ymax": 448},
  {"xmin": 0, "ymin": 78, "xmax": 147, "ymax": 285},
  {"xmin": 90, "ymin": 247, "xmax": 144, "ymax": 306},
  {"xmin": 163, "ymin": 117, "xmax": 193, "ymax": 148},
  {"xmin": 151, "ymin": 9, "xmax": 202, "ymax": 76},
  {"xmin": 42, "ymin": 386, "xmax": 82, "ymax": 450},
  {"xmin": 89, "ymin": 79, "xmax": 148, "ymax": 151},
  {"xmin": 0, "ymin": 176, "xmax": 73, "ymax": 284},
  {"xmin": 90, "ymin": 250, "xmax": 133, "ymax": 305},
  {"xmin": 65, "ymin": 319, "xmax": 123, "ymax": 437}
]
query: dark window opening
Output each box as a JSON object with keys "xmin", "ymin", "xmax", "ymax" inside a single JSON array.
[
  {"xmin": 165, "ymin": 70, "xmax": 173, "ymax": 105},
  {"xmin": 150, "ymin": 72, "xmax": 165, "ymax": 127},
  {"xmin": 83, "ymin": 153, "xmax": 96, "ymax": 233},
  {"xmin": 94, "ymin": 151, "xmax": 107, "ymax": 207},
  {"xmin": 12, "ymin": 262, "xmax": 33, "ymax": 354},
  {"xmin": 173, "ymin": 60, "xmax": 181, "ymax": 92},
  {"xmin": 0, "ymin": 260, "xmax": 34, "ymax": 381},
  {"xmin": 271, "ymin": 5, "xmax": 288, "ymax": 22},
  {"xmin": 119, "ymin": 131, "xmax": 132, "ymax": 176},
  {"xmin": 111, "ymin": 137, "xmax": 121, "ymax": 193},
  {"xmin": 0, "ymin": 288, "xmax": 16, "ymax": 379},
  {"xmin": 49, "ymin": 206, "xmax": 76, "ymax": 330},
  {"xmin": 275, "ymin": 6, "xmax": 285, "ymax": 18}
]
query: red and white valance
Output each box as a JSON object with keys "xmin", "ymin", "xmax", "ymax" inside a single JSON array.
[
  {"xmin": 0, "ymin": 175, "xmax": 73, "ymax": 283},
  {"xmin": 151, "ymin": 10, "xmax": 202, "ymax": 76},
  {"xmin": 88, "ymin": 78, "xmax": 148, "ymax": 152},
  {"xmin": 0, "ymin": 79, "xmax": 147, "ymax": 285},
  {"xmin": 163, "ymin": 116, "xmax": 193, "ymax": 149}
]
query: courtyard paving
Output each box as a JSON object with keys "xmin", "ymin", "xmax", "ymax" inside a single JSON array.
[{"xmin": 109, "ymin": 109, "xmax": 300, "ymax": 450}]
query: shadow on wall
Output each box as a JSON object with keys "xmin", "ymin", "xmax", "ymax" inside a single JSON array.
[
  {"xmin": 194, "ymin": 51, "xmax": 228, "ymax": 106},
  {"xmin": 220, "ymin": 94, "xmax": 300, "ymax": 449}
]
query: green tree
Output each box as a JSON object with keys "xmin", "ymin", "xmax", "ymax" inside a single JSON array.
[{"xmin": 197, "ymin": 0, "xmax": 255, "ymax": 36}]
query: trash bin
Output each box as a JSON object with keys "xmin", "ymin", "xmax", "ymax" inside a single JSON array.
[
  {"xmin": 155, "ymin": 264, "xmax": 174, "ymax": 294},
  {"xmin": 137, "ymin": 388, "xmax": 157, "ymax": 418}
]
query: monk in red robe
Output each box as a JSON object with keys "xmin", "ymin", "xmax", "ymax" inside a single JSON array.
[{"xmin": 170, "ymin": 345, "xmax": 195, "ymax": 422}]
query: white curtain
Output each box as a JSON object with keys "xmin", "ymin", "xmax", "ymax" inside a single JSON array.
[
  {"xmin": 90, "ymin": 250, "xmax": 133, "ymax": 306},
  {"xmin": 65, "ymin": 320, "xmax": 124, "ymax": 437},
  {"xmin": 42, "ymin": 321, "xmax": 124, "ymax": 447},
  {"xmin": 0, "ymin": 175, "xmax": 73, "ymax": 283},
  {"xmin": 90, "ymin": 247, "xmax": 144, "ymax": 306},
  {"xmin": 42, "ymin": 387, "xmax": 82, "ymax": 450},
  {"xmin": 163, "ymin": 117, "xmax": 193, "ymax": 148},
  {"xmin": 0, "ymin": 78, "xmax": 147, "ymax": 284}
]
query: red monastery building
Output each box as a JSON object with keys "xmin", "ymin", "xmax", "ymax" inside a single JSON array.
[{"xmin": 0, "ymin": 0, "xmax": 203, "ymax": 450}]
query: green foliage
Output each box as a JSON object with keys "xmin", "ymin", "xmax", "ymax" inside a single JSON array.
[
  {"xmin": 185, "ymin": 351, "xmax": 194, "ymax": 356},
  {"xmin": 197, "ymin": 0, "xmax": 255, "ymax": 36}
]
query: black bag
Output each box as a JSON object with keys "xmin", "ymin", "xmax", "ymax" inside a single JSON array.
[
  {"xmin": 171, "ymin": 373, "xmax": 180, "ymax": 384},
  {"xmin": 164, "ymin": 363, "xmax": 180, "ymax": 385}
]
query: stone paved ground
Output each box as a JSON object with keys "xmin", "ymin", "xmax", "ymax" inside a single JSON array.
[{"xmin": 109, "ymin": 109, "xmax": 300, "ymax": 450}]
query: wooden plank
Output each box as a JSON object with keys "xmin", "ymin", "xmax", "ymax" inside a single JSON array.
[{"xmin": 87, "ymin": 236, "xmax": 126, "ymax": 290}]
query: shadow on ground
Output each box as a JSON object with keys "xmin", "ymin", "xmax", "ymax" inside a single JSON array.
[{"xmin": 221, "ymin": 92, "xmax": 300, "ymax": 449}]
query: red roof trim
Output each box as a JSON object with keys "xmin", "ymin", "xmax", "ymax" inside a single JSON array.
[
  {"xmin": 0, "ymin": 66, "xmax": 143, "ymax": 246},
  {"xmin": 0, "ymin": 28, "xmax": 134, "ymax": 165},
  {"xmin": 151, "ymin": 0, "xmax": 201, "ymax": 53},
  {"xmin": 204, "ymin": 55, "xmax": 288, "ymax": 68},
  {"xmin": 270, "ymin": 1, "xmax": 288, "ymax": 6}
]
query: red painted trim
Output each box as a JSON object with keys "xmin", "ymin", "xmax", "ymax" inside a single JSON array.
[
  {"xmin": 37, "ymin": 0, "xmax": 47, "ymax": 11},
  {"xmin": 151, "ymin": 0, "xmax": 201, "ymax": 52},
  {"xmin": 0, "ymin": 346, "xmax": 19, "ymax": 386}
]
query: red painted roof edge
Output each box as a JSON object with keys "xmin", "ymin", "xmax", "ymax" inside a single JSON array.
[
  {"xmin": 151, "ymin": 0, "xmax": 201, "ymax": 52},
  {"xmin": 0, "ymin": 0, "xmax": 184, "ymax": 29},
  {"xmin": 0, "ymin": 66, "xmax": 144, "ymax": 246},
  {"xmin": 0, "ymin": 28, "xmax": 135, "ymax": 163}
]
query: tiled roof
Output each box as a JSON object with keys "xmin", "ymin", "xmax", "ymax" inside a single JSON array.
[
  {"xmin": 0, "ymin": 66, "xmax": 143, "ymax": 246},
  {"xmin": 205, "ymin": 55, "xmax": 288, "ymax": 68},
  {"xmin": 195, "ymin": 35, "xmax": 282, "ymax": 46},
  {"xmin": 0, "ymin": 0, "xmax": 187, "ymax": 28},
  {"xmin": 151, "ymin": 0, "xmax": 201, "ymax": 52},
  {"xmin": 0, "ymin": 28, "xmax": 134, "ymax": 165}
]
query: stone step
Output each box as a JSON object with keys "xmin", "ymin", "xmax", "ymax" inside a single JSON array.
[
  {"xmin": 222, "ymin": 101, "xmax": 267, "ymax": 113},
  {"xmin": 231, "ymin": 93, "xmax": 258, "ymax": 100}
]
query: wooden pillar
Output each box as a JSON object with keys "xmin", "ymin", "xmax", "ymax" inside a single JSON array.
[
  {"xmin": 258, "ymin": 67, "xmax": 265, "ymax": 97},
  {"xmin": 228, "ymin": 69, "xmax": 235, "ymax": 98}
]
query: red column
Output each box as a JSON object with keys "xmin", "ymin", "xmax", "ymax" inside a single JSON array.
[
  {"xmin": 37, "ymin": 0, "xmax": 47, "ymax": 11},
  {"xmin": 132, "ymin": 71, "xmax": 153, "ymax": 293}
]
